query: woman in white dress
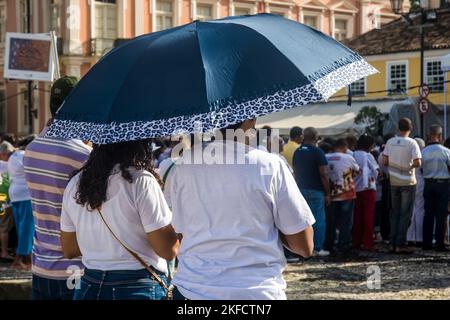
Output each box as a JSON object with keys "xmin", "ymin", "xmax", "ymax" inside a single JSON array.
[{"xmin": 407, "ymin": 138, "xmax": 426, "ymax": 245}]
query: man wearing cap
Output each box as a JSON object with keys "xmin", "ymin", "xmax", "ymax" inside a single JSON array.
[{"xmin": 23, "ymin": 76, "xmax": 92, "ymax": 300}]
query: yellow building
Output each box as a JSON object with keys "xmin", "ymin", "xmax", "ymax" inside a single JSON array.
[
  {"xmin": 258, "ymin": 8, "xmax": 450, "ymax": 137},
  {"xmin": 340, "ymin": 7, "xmax": 450, "ymax": 107}
]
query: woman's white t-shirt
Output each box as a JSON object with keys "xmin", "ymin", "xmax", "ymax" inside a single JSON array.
[
  {"xmin": 8, "ymin": 150, "xmax": 32, "ymax": 202},
  {"xmin": 61, "ymin": 167, "xmax": 172, "ymax": 274}
]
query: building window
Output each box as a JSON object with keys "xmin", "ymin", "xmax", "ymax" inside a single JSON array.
[
  {"xmin": 94, "ymin": 0, "xmax": 118, "ymax": 55},
  {"xmin": 196, "ymin": 3, "xmax": 213, "ymax": 21},
  {"xmin": 349, "ymin": 78, "xmax": 365, "ymax": 96},
  {"xmin": 270, "ymin": 9, "xmax": 288, "ymax": 17},
  {"xmin": 156, "ymin": 0, "xmax": 174, "ymax": 31},
  {"xmin": 388, "ymin": 62, "xmax": 407, "ymax": 94},
  {"xmin": 234, "ymin": 7, "xmax": 251, "ymax": 16},
  {"xmin": 20, "ymin": 0, "xmax": 28, "ymax": 32},
  {"xmin": 334, "ymin": 19, "xmax": 348, "ymax": 41},
  {"xmin": 0, "ymin": 1, "xmax": 6, "ymax": 44},
  {"xmin": 426, "ymin": 60, "xmax": 444, "ymax": 93},
  {"xmin": 49, "ymin": 0, "xmax": 61, "ymax": 34},
  {"xmin": 303, "ymin": 15, "xmax": 318, "ymax": 29},
  {"xmin": 95, "ymin": 0, "xmax": 118, "ymax": 39}
]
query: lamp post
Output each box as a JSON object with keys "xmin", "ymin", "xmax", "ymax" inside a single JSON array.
[
  {"xmin": 26, "ymin": 0, "xmax": 33, "ymax": 135},
  {"xmin": 389, "ymin": 0, "xmax": 438, "ymax": 138}
]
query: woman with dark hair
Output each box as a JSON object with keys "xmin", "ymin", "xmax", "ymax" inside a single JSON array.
[{"xmin": 60, "ymin": 139, "xmax": 180, "ymax": 300}]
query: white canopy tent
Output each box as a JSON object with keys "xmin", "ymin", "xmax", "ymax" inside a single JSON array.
[
  {"xmin": 256, "ymin": 98, "xmax": 406, "ymax": 136},
  {"xmin": 442, "ymin": 53, "xmax": 450, "ymax": 139}
]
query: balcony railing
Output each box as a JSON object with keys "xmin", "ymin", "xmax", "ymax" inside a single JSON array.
[{"xmin": 90, "ymin": 38, "xmax": 115, "ymax": 56}]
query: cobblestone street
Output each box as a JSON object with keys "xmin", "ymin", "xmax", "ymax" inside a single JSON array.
[
  {"xmin": 285, "ymin": 246, "xmax": 450, "ymax": 300},
  {"xmin": 1, "ymin": 246, "xmax": 450, "ymax": 300}
]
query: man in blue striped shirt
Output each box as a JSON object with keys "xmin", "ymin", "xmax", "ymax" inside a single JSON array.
[
  {"xmin": 24, "ymin": 77, "xmax": 91, "ymax": 300},
  {"xmin": 422, "ymin": 124, "xmax": 450, "ymax": 252}
]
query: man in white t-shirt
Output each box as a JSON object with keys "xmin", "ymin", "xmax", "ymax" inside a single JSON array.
[
  {"xmin": 165, "ymin": 119, "xmax": 315, "ymax": 300},
  {"xmin": 324, "ymin": 139, "xmax": 360, "ymax": 253},
  {"xmin": 382, "ymin": 118, "xmax": 422, "ymax": 253}
]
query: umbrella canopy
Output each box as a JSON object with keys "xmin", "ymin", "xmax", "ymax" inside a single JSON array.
[{"xmin": 46, "ymin": 14, "xmax": 377, "ymax": 144}]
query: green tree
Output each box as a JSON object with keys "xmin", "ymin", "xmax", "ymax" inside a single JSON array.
[
  {"xmin": 354, "ymin": 106, "xmax": 385, "ymax": 136},
  {"xmin": 410, "ymin": 0, "xmax": 421, "ymax": 11}
]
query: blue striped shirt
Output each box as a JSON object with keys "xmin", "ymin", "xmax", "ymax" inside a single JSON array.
[
  {"xmin": 422, "ymin": 143, "xmax": 450, "ymax": 180},
  {"xmin": 23, "ymin": 129, "xmax": 91, "ymax": 279}
]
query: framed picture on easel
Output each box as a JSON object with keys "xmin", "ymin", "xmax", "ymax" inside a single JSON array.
[{"xmin": 3, "ymin": 32, "xmax": 57, "ymax": 82}]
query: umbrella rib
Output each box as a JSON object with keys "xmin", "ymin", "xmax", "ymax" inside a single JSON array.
[{"xmin": 103, "ymin": 23, "xmax": 198, "ymax": 124}]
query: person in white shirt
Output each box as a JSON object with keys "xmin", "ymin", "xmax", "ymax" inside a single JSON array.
[
  {"xmin": 60, "ymin": 139, "xmax": 180, "ymax": 300},
  {"xmin": 421, "ymin": 125, "xmax": 450, "ymax": 252},
  {"xmin": 353, "ymin": 134, "xmax": 380, "ymax": 251},
  {"xmin": 165, "ymin": 119, "xmax": 315, "ymax": 300},
  {"xmin": 0, "ymin": 150, "xmax": 13, "ymax": 263},
  {"xmin": 407, "ymin": 138, "xmax": 426, "ymax": 245},
  {"xmin": 0, "ymin": 141, "xmax": 35, "ymax": 270},
  {"xmin": 324, "ymin": 139, "xmax": 360, "ymax": 254},
  {"xmin": 382, "ymin": 118, "xmax": 422, "ymax": 253}
]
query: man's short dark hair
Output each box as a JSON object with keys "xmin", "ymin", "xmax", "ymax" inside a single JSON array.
[
  {"xmin": 444, "ymin": 137, "xmax": 450, "ymax": 149},
  {"xmin": 428, "ymin": 124, "xmax": 442, "ymax": 137},
  {"xmin": 357, "ymin": 134, "xmax": 375, "ymax": 151},
  {"xmin": 346, "ymin": 135, "xmax": 357, "ymax": 148},
  {"xmin": 303, "ymin": 127, "xmax": 318, "ymax": 141},
  {"xmin": 334, "ymin": 138, "xmax": 348, "ymax": 150},
  {"xmin": 398, "ymin": 118, "xmax": 413, "ymax": 132},
  {"xmin": 319, "ymin": 142, "xmax": 333, "ymax": 154},
  {"xmin": 289, "ymin": 126, "xmax": 303, "ymax": 140}
]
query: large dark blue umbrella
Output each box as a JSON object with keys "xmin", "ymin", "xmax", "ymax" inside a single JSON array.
[{"xmin": 46, "ymin": 13, "xmax": 377, "ymax": 144}]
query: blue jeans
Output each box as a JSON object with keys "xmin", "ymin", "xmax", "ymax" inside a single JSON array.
[
  {"xmin": 325, "ymin": 200, "xmax": 354, "ymax": 252},
  {"xmin": 173, "ymin": 287, "xmax": 189, "ymax": 300},
  {"xmin": 423, "ymin": 179, "xmax": 450, "ymax": 248},
  {"xmin": 74, "ymin": 269, "xmax": 169, "ymax": 300},
  {"xmin": 11, "ymin": 201, "xmax": 34, "ymax": 256},
  {"xmin": 32, "ymin": 275, "xmax": 74, "ymax": 300},
  {"xmin": 390, "ymin": 185, "xmax": 416, "ymax": 247},
  {"xmin": 301, "ymin": 189, "xmax": 325, "ymax": 251}
]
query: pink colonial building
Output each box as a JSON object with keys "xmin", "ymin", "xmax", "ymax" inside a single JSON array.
[{"xmin": 0, "ymin": 0, "xmax": 407, "ymax": 135}]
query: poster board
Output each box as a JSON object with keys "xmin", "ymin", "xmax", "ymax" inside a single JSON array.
[{"xmin": 3, "ymin": 32, "xmax": 56, "ymax": 82}]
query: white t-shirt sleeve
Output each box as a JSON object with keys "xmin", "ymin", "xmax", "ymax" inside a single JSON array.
[
  {"xmin": 61, "ymin": 182, "xmax": 76, "ymax": 232},
  {"xmin": 135, "ymin": 174, "xmax": 173, "ymax": 233},
  {"xmin": 350, "ymin": 156, "xmax": 360, "ymax": 172},
  {"xmin": 368, "ymin": 153, "xmax": 379, "ymax": 171},
  {"xmin": 411, "ymin": 140, "xmax": 422, "ymax": 160},
  {"xmin": 273, "ymin": 160, "xmax": 316, "ymax": 235},
  {"xmin": 382, "ymin": 141, "xmax": 391, "ymax": 157}
]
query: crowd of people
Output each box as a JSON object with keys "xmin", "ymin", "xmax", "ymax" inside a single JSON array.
[
  {"xmin": 0, "ymin": 76, "xmax": 449, "ymax": 300},
  {"xmin": 273, "ymin": 120, "xmax": 450, "ymax": 261},
  {"xmin": 0, "ymin": 133, "xmax": 37, "ymax": 268}
]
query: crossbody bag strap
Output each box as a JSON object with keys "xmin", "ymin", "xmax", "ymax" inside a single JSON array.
[
  {"xmin": 97, "ymin": 208, "xmax": 172, "ymax": 298},
  {"xmin": 162, "ymin": 162, "xmax": 176, "ymax": 185}
]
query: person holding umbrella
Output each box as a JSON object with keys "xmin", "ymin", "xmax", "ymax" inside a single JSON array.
[
  {"xmin": 46, "ymin": 14, "xmax": 378, "ymax": 300},
  {"xmin": 60, "ymin": 140, "xmax": 180, "ymax": 300}
]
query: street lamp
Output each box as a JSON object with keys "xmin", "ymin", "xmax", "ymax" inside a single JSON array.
[
  {"xmin": 390, "ymin": 0, "xmax": 404, "ymax": 14},
  {"xmin": 389, "ymin": 0, "xmax": 439, "ymax": 138}
]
